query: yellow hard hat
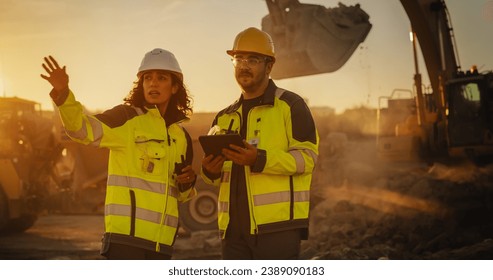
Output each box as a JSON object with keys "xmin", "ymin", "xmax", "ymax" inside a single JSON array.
[{"xmin": 227, "ymin": 27, "xmax": 275, "ymax": 58}]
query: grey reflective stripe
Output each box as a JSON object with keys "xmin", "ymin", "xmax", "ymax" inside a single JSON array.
[
  {"xmin": 164, "ymin": 215, "xmax": 179, "ymax": 228},
  {"xmin": 253, "ymin": 190, "xmax": 310, "ymax": 206},
  {"xmin": 221, "ymin": 172, "xmax": 230, "ymax": 183},
  {"xmin": 66, "ymin": 121, "xmax": 88, "ymax": 140},
  {"xmin": 254, "ymin": 191, "xmax": 290, "ymax": 206},
  {"xmin": 294, "ymin": 190, "xmax": 310, "ymax": 203},
  {"xmin": 105, "ymin": 203, "xmax": 178, "ymax": 228},
  {"xmin": 289, "ymin": 148, "xmax": 319, "ymax": 174},
  {"xmin": 106, "ymin": 203, "xmax": 129, "ymax": 216},
  {"xmin": 275, "ymin": 88, "xmax": 286, "ymax": 98},
  {"xmin": 135, "ymin": 107, "xmax": 145, "ymax": 116},
  {"xmin": 306, "ymin": 149, "xmax": 318, "ymax": 166},
  {"xmin": 136, "ymin": 207, "xmax": 161, "ymax": 223},
  {"xmin": 108, "ymin": 174, "xmax": 178, "ymax": 196},
  {"xmin": 89, "ymin": 117, "xmax": 103, "ymax": 146},
  {"xmin": 65, "ymin": 116, "xmax": 103, "ymax": 146},
  {"xmin": 288, "ymin": 149, "xmax": 305, "ymax": 174},
  {"xmin": 218, "ymin": 201, "xmax": 229, "ymax": 213}
]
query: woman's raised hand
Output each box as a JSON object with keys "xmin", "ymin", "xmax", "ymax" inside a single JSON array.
[{"xmin": 40, "ymin": 56, "xmax": 69, "ymax": 93}]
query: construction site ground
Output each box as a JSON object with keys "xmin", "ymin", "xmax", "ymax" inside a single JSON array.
[
  {"xmin": 0, "ymin": 214, "xmax": 221, "ymax": 260},
  {"xmin": 1, "ymin": 138, "xmax": 493, "ymax": 260}
]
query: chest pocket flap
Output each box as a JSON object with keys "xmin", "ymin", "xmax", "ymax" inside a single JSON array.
[{"xmin": 134, "ymin": 130, "xmax": 167, "ymax": 175}]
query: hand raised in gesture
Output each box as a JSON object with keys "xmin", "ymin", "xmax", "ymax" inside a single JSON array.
[{"xmin": 40, "ymin": 56, "xmax": 69, "ymax": 94}]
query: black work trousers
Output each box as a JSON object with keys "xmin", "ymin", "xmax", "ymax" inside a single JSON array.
[
  {"xmin": 221, "ymin": 228, "xmax": 301, "ymax": 260},
  {"xmin": 102, "ymin": 242, "xmax": 171, "ymax": 260}
]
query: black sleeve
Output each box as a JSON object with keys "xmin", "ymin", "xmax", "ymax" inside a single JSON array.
[
  {"xmin": 200, "ymin": 114, "xmax": 223, "ymax": 180},
  {"xmin": 183, "ymin": 127, "xmax": 194, "ymax": 166},
  {"xmin": 291, "ymin": 99, "xmax": 317, "ymax": 144},
  {"xmin": 178, "ymin": 127, "xmax": 196, "ymax": 192},
  {"xmin": 280, "ymin": 91, "xmax": 317, "ymax": 144},
  {"xmin": 50, "ymin": 88, "xmax": 69, "ymax": 106},
  {"xmin": 94, "ymin": 105, "xmax": 139, "ymax": 128},
  {"xmin": 250, "ymin": 149, "xmax": 267, "ymax": 173}
]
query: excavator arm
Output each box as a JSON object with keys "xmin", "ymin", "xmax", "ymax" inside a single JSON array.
[
  {"xmin": 400, "ymin": 0, "xmax": 460, "ymax": 119},
  {"xmin": 262, "ymin": 0, "xmax": 372, "ymax": 79}
]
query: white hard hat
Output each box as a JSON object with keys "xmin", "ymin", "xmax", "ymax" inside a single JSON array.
[{"xmin": 137, "ymin": 48, "xmax": 183, "ymax": 80}]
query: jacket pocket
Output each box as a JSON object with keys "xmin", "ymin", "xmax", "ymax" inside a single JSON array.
[{"xmin": 134, "ymin": 130, "xmax": 167, "ymax": 176}]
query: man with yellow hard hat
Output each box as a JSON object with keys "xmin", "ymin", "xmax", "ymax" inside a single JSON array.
[{"xmin": 201, "ymin": 27, "xmax": 319, "ymax": 259}]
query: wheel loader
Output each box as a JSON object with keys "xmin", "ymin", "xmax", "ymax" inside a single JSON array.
[{"xmin": 0, "ymin": 97, "xmax": 67, "ymax": 233}]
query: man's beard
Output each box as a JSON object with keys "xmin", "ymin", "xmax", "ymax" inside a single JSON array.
[{"xmin": 237, "ymin": 71, "xmax": 264, "ymax": 93}]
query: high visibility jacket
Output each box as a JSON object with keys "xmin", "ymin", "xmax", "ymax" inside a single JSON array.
[
  {"xmin": 53, "ymin": 90, "xmax": 196, "ymax": 256},
  {"xmin": 201, "ymin": 80, "xmax": 319, "ymax": 239}
]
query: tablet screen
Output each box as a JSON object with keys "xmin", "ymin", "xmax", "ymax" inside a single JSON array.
[{"xmin": 198, "ymin": 134, "xmax": 244, "ymax": 156}]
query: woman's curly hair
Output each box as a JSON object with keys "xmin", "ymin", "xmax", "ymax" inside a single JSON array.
[{"xmin": 123, "ymin": 71, "xmax": 193, "ymax": 117}]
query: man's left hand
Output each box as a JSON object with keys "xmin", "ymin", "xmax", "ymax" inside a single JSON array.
[{"xmin": 222, "ymin": 140, "xmax": 257, "ymax": 166}]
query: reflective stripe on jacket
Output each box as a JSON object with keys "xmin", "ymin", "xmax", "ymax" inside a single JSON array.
[
  {"xmin": 56, "ymin": 90, "xmax": 195, "ymax": 255},
  {"xmin": 201, "ymin": 80, "xmax": 319, "ymax": 238}
]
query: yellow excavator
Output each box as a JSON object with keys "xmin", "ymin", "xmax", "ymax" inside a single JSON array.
[
  {"xmin": 377, "ymin": 0, "xmax": 493, "ymax": 163},
  {"xmin": 262, "ymin": 0, "xmax": 493, "ymax": 164}
]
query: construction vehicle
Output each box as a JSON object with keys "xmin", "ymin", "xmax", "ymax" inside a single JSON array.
[
  {"xmin": 376, "ymin": 0, "xmax": 493, "ymax": 163},
  {"xmin": 262, "ymin": 0, "xmax": 493, "ymax": 163},
  {"xmin": 0, "ymin": 97, "xmax": 68, "ymax": 233},
  {"xmin": 0, "ymin": 96, "xmax": 110, "ymax": 234},
  {"xmin": 50, "ymin": 108, "xmax": 109, "ymax": 214}
]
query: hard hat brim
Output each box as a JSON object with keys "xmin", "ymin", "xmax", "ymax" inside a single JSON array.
[
  {"xmin": 137, "ymin": 69, "xmax": 183, "ymax": 81},
  {"xmin": 226, "ymin": 50, "xmax": 275, "ymax": 60}
]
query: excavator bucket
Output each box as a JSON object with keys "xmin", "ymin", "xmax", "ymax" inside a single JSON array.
[{"xmin": 262, "ymin": 1, "xmax": 372, "ymax": 79}]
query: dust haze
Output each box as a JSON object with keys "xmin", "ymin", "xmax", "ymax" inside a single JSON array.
[{"xmin": 306, "ymin": 106, "xmax": 493, "ymax": 259}]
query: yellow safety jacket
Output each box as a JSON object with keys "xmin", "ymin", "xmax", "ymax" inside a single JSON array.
[
  {"xmin": 53, "ymin": 90, "xmax": 195, "ymax": 256},
  {"xmin": 201, "ymin": 80, "xmax": 319, "ymax": 239}
]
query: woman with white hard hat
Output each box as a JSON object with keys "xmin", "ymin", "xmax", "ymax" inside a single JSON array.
[{"xmin": 41, "ymin": 48, "xmax": 197, "ymax": 260}]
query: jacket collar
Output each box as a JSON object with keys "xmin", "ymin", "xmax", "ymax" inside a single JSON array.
[
  {"xmin": 142, "ymin": 105, "xmax": 189, "ymax": 126},
  {"xmin": 224, "ymin": 79, "xmax": 277, "ymax": 114}
]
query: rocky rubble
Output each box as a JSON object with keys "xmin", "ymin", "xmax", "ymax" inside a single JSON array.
[{"xmin": 301, "ymin": 137, "xmax": 493, "ymax": 260}]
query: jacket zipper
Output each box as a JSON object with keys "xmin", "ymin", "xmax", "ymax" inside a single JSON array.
[
  {"xmin": 157, "ymin": 116, "xmax": 172, "ymax": 253},
  {"xmin": 244, "ymin": 107, "xmax": 259, "ymax": 234}
]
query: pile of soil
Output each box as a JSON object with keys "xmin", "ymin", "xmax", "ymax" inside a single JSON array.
[{"xmin": 302, "ymin": 138, "xmax": 493, "ymax": 260}]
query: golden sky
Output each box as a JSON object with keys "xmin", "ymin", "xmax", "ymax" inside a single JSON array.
[{"xmin": 1, "ymin": 0, "xmax": 492, "ymax": 113}]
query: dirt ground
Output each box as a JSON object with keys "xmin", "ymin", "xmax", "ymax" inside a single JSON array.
[
  {"xmin": 0, "ymin": 214, "xmax": 220, "ymax": 260},
  {"xmin": 0, "ymin": 214, "xmax": 104, "ymax": 260},
  {"xmin": 302, "ymin": 137, "xmax": 493, "ymax": 260},
  {"xmin": 1, "ymin": 137, "xmax": 493, "ymax": 260}
]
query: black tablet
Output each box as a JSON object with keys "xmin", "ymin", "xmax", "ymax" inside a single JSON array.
[{"xmin": 198, "ymin": 134, "xmax": 245, "ymax": 156}]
